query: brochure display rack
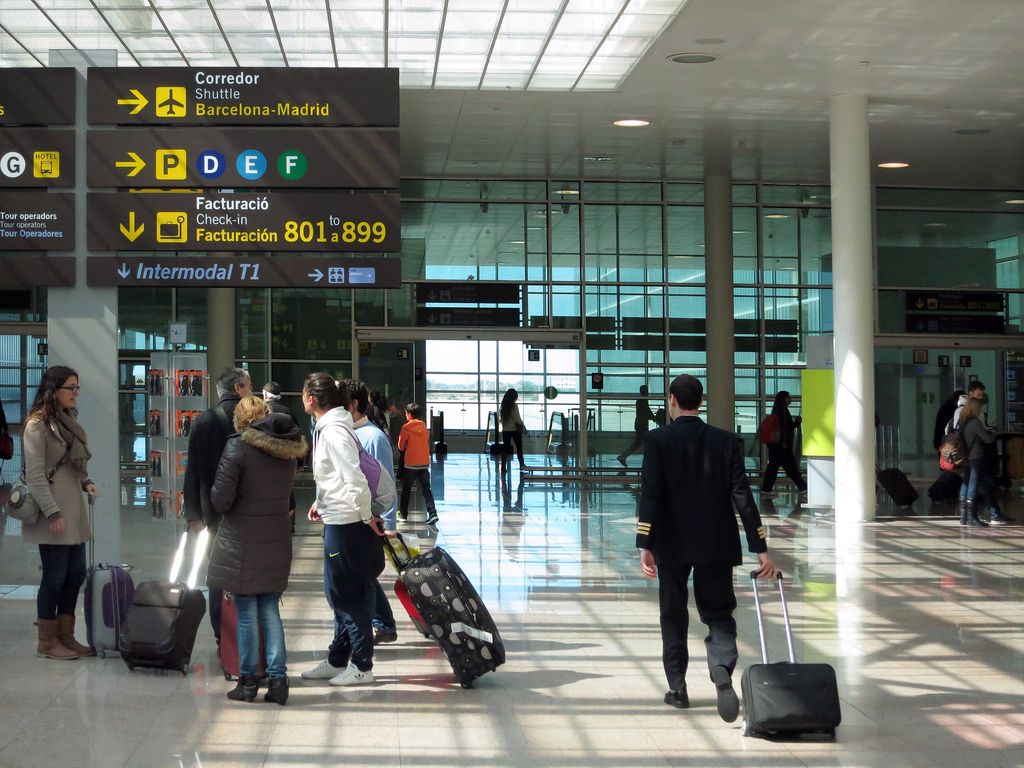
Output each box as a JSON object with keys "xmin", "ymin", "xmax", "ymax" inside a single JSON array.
[{"xmin": 147, "ymin": 352, "xmax": 208, "ymax": 519}]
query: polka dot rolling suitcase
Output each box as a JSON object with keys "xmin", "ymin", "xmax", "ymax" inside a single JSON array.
[{"xmin": 384, "ymin": 534, "xmax": 505, "ymax": 688}]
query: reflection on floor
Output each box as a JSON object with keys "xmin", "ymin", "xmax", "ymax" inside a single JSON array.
[{"xmin": 0, "ymin": 453, "xmax": 1022, "ymax": 768}]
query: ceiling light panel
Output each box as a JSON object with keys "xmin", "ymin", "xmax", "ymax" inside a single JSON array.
[{"xmin": 330, "ymin": 0, "xmax": 385, "ymax": 65}]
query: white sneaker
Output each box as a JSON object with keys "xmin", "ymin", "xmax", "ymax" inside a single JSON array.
[
  {"xmin": 300, "ymin": 659, "xmax": 344, "ymax": 680},
  {"xmin": 329, "ymin": 664, "xmax": 375, "ymax": 686}
]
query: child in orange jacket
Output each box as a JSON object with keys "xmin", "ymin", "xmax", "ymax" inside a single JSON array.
[{"xmin": 397, "ymin": 403, "xmax": 438, "ymax": 525}]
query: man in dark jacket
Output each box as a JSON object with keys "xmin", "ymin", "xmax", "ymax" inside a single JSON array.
[
  {"xmin": 183, "ymin": 367, "xmax": 252, "ymax": 647},
  {"xmin": 637, "ymin": 374, "xmax": 777, "ymax": 722}
]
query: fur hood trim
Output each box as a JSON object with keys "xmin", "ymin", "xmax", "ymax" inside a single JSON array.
[{"xmin": 241, "ymin": 427, "xmax": 308, "ymax": 460}]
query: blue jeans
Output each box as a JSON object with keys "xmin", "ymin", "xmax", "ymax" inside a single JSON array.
[
  {"xmin": 323, "ymin": 523, "xmax": 376, "ymax": 672},
  {"xmin": 37, "ymin": 543, "xmax": 86, "ymax": 620},
  {"xmin": 959, "ymin": 464, "xmax": 977, "ymax": 503},
  {"xmin": 234, "ymin": 593, "xmax": 286, "ymax": 679},
  {"xmin": 967, "ymin": 457, "xmax": 999, "ymax": 514}
]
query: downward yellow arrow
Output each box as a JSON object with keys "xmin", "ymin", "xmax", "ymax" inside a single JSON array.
[
  {"xmin": 116, "ymin": 89, "xmax": 149, "ymax": 115},
  {"xmin": 119, "ymin": 211, "xmax": 144, "ymax": 242},
  {"xmin": 115, "ymin": 152, "xmax": 146, "ymax": 177}
]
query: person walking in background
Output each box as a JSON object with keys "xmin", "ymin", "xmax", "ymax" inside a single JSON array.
[
  {"xmin": 344, "ymin": 380, "xmax": 400, "ymax": 646},
  {"xmin": 22, "ymin": 365, "xmax": 98, "ymax": 660},
  {"xmin": 183, "ymin": 367, "xmax": 252, "ymax": 653},
  {"xmin": 300, "ymin": 373, "xmax": 385, "ymax": 687},
  {"xmin": 760, "ymin": 390, "xmax": 807, "ymax": 496},
  {"xmin": 934, "ymin": 389, "xmax": 965, "ymax": 451},
  {"xmin": 637, "ymin": 374, "xmax": 777, "ymax": 721},
  {"xmin": 958, "ymin": 398, "xmax": 1013, "ymax": 526},
  {"xmin": 618, "ymin": 385, "xmax": 657, "ymax": 466},
  {"xmin": 499, "ymin": 388, "xmax": 527, "ymax": 470},
  {"xmin": 209, "ymin": 396, "xmax": 307, "ymax": 705},
  {"xmin": 397, "ymin": 403, "xmax": 438, "ymax": 526}
]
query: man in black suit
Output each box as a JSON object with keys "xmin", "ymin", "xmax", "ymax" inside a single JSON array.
[
  {"xmin": 183, "ymin": 367, "xmax": 252, "ymax": 650},
  {"xmin": 637, "ymin": 374, "xmax": 777, "ymax": 722}
]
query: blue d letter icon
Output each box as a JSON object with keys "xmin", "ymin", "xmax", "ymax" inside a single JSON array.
[{"xmin": 197, "ymin": 150, "xmax": 225, "ymax": 180}]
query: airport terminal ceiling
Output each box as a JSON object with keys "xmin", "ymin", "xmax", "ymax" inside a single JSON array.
[{"xmin": 1, "ymin": 0, "xmax": 1024, "ymax": 188}]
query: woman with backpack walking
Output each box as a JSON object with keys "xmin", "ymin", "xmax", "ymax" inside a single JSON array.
[{"xmin": 759, "ymin": 391, "xmax": 807, "ymax": 496}]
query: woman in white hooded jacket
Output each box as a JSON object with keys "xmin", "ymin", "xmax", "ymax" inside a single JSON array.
[{"xmin": 299, "ymin": 372, "xmax": 385, "ymax": 687}]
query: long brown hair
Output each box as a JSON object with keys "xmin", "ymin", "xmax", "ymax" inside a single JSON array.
[
  {"xmin": 27, "ymin": 365, "xmax": 78, "ymax": 426},
  {"xmin": 960, "ymin": 397, "xmax": 984, "ymax": 426}
]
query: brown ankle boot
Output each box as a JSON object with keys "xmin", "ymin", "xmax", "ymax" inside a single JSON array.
[
  {"xmin": 57, "ymin": 614, "xmax": 95, "ymax": 657},
  {"xmin": 35, "ymin": 619, "xmax": 78, "ymax": 660}
]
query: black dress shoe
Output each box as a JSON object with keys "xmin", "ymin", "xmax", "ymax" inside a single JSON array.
[
  {"xmin": 663, "ymin": 689, "xmax": 689, "ymax": 709},
  {"xmin": 711, "ymin": 665, "xmax": 739, "ymax": 723}
]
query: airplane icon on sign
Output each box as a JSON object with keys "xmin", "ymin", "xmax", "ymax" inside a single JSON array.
[{"xmin": 155, "ymin": 87, "xmax": 187, "ymax": 118}]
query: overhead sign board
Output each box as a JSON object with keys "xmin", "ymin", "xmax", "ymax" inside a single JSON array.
[
  {"xmin": 88, "ymin": 68, "xmax": 399, "ymax": 126},
  {"xmin": 0, "ymin": 255, "xmax": 76, "ymax": 286},
  {"xmin": 0, "ymin": 192, "xmax": 75, "ymax": 250},
  {"xmin": 415, "ymin": 282, "xmax": 520, "ymax": 304},
  {"xmin": 905, "ymin": 291, "xmax": 1004, "ymax": 313},
  {"xmin": 87, "ymin": 191, "xmax": 399, "ymax": 252},
  {"xmin": 416, "ymin": 307, "xmax": 521, "ymax": 327},
  {"xmin": 87, "ymin": 128, "xmax": 398, "ymax": 189},
  {"xmin": 905, "ymin": 313, "xmax": 1005, "ymax": 335},
  {"xmin": 87, "ymin": 255, "xmax": 401, "ymax": 288},
  {"xmin": 0, "ymin": 69, "xmax": 76, "ymax": 126},
  {"xmin": 0, "ymin": 129, "xmax": 75, "ymax": 187}
]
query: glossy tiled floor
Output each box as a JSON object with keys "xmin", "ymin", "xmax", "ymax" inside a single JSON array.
[{"xmin": 1, "ymin": 454, "xmax": 1022, "ymax": 768}]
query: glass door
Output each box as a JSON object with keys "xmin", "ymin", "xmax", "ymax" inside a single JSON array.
[{"xmin": 874, "ymin": 346, "xmax": 1001, "ymax": 476}]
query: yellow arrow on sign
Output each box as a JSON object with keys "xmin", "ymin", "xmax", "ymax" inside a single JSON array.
[
  {"xmin": 115, "ymin": 152, "xmax": 146, "ymax": 177},
  {"xmin": 119, "ymin": 211, "xmax": 144, "ymax": 242},
  {"xmin": 116, "ymin": 89, "xmax": 149, "ymax": 115}
]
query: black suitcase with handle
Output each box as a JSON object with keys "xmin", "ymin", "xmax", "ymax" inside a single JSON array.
[
  {"xmin": 877, "ymin": 467, "xmax": 918, "ymax": 507},
  {"xmin": 740, "ymin": 572, "xmax": 841, "ymax": 738},
  {"xmin": 121, "ymin": 529, "xmax": 208, "ymax": 674},
  {"xmin": 385, "ymin": 534, "xmax": 505, "ymax": 688}
]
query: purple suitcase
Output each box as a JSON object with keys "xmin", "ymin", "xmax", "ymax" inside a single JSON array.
[
  {"xmin": 85, "ymin": 563, "xmax": 135, "ymax": 657},
  {"xmin": 84, "ymin": 496, "xmax": 135, "ymax": 657}
]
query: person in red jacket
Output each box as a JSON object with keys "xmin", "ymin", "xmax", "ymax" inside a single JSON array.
[{"xmin": 397, "ymin": 403, "xmax": 438, "ymax": 526}]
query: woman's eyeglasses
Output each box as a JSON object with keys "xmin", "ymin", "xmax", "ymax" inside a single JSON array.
[{"xmin": 58, "ymin": 386, "xmax": 81, "ymax": 394}]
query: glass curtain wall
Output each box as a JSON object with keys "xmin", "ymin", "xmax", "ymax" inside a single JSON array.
[{"xmin": 114, "ymin": 180, "xmax": 845, "ymax": 466}]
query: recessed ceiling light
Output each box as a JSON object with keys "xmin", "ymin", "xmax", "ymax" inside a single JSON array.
[
  {"xmin": 923, "ymin": 222, "xmax": 948, "ymax": 228},
  {"xmin": 732, "ymin": 230, "xmax": 751, "ymax": 235},
  {"xmin": 668, "ymin": 53, "xmax": 718, "ymax": 64},
  {"xmin": 613, "ymin": 118, "xmax": 650, "ymax": 127},
  {"xmin": 877, "ymin": 162, "xmax": 910, "ymax": 169},
  {"xmin": 765, "ymin": 213, "xmax": 789, "ymax": 219},
  {"xmin": 509, "ymin": 240, "xmax": 525, "ymax": 244},
  {"xmin": 583, "ymin": 155, "xmax": 614, "ymax": 162},
  {"xmin": 955, "ymin": 128, "xmax": 991, "ymax": 135},
  {"xmin": 1005, "ymin": 199, "xmax": 1024, "ymax": 205},
  {"xmin": 527, "ymin": 226, "xmax": 542, "ymax": 230},
  {"xmin": 554, "ymin": 189, "xmax": 580, "ymax": 195}
]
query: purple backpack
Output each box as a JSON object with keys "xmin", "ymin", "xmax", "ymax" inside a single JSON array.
[{"xmin": 339, "ymin": 424, "xmax": 396, "ymax": 517}]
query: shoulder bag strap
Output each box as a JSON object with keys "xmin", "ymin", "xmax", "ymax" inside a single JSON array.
[
  {"xmin": 22, "ymin": 426, "xmax": 72, "ymax": 483},
  {"xmin": 214, "ymin": 405, "xmax": 232, "ymax": 435}
]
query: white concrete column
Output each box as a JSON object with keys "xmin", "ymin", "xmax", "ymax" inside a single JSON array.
[
  {"xmin": 704, "ymin": 173, "xmax": 734, "ymax": 430},
  {"xmin": 206, "ymin": 287, "xmax": 235, "ymax": 403},
  {"xmin": 829, "ymin": 93, "xmax": 876, "ymax": 521},
  {"xmin": 48, "ymin": 50, "xmax": 120, "ymax": 562}
]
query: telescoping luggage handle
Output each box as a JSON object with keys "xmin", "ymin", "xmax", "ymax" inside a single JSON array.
[
  {"xmin": 749, "ymin": 571, "xmax": 796, "ymax": 665},
  {"xmin": 169, "ymin": 527, "xmax": 209, "ymax": 589},
  {"xmin": 382, "ymin": 531, "xmax": 412, "ymax": 571}
]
